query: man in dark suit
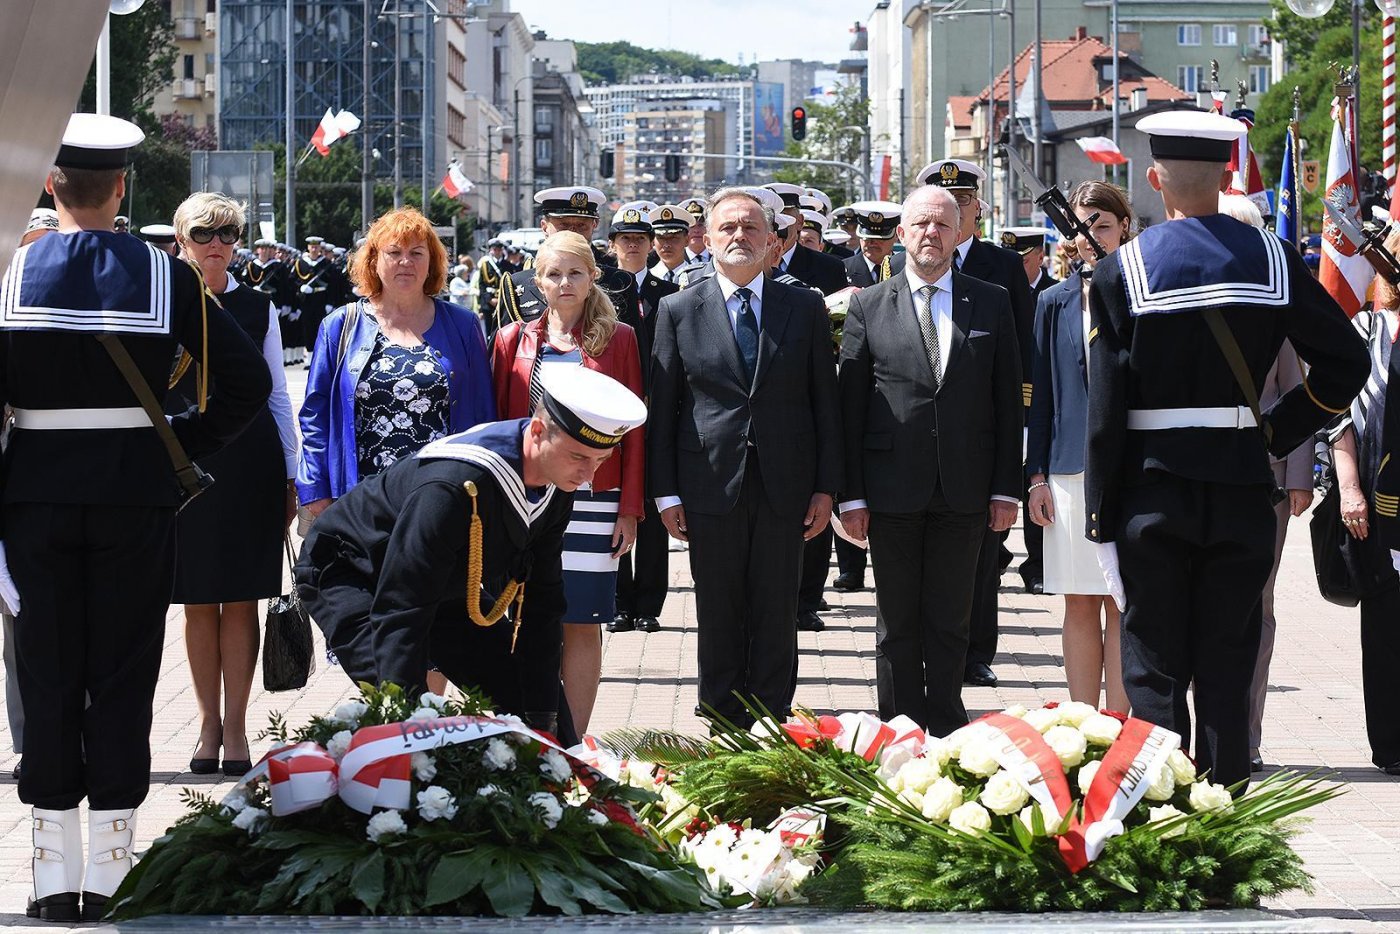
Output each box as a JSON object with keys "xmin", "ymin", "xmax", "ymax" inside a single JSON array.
[
  {"xmin": 915, "ymin": 160, "xmax": 1035, "ymax": 687},
  {"xmin": 766, "ymin": 183, "xmax": 850, "ymax": 296},
  {"xmin": 837, "ymin": 184, "xmax": 1023, "ymax": 736},
  {"xmin": 843, "ymin": 202, "xmax": 902, "ymax": 288},
  {"xmin": 649, "ymin": 188, "xmax": 842, "ymax": 726}
]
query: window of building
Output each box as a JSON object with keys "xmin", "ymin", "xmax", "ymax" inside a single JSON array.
[
  {"xmin": 447, "ymin": 105, "xmax": 465, "ymax": 148},
  {"xmin": 1248, "ymin": 25, "xmax": 1269, "ymax": 47},
  {"xmin": 1249, "ymin": 65, "xmax": 1271, "ymax": 94},
  {"xmin": 535, "ymin": 138, "xmax": 553, "ymax": 165},
  {"xmin": 535, "ymin": 105, "xmax": 553, "ymax": 133},
  {"xmin": 183, "ymin": 54, "xmax": 195, "ymax": 79},
  {"xmin": 448, "ymin": 46, "xmax": 465, "ymax": 89},
  {"xmin": 1178, "ymin": 65, "xmax": 1204, "ymax": 92},
  {"xmin": 1178, "ymin": 24, "xmax": 1201, "ymax": 46},
  {"xmin": 1212, "ymin": 24, "xmax": 1237, "ymax": 46},
  {"xmin": 205, "ymin": 52, "xmax": 215, "ymax": 76}
]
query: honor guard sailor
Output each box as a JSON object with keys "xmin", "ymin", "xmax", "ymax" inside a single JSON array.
[
  {"xmin": 294, "ymin": 367, "xmax": 645, "ymax": 735},
  {"xmin": 492, "ymin": 186, "xmax": 637, "ymax": 335},
  {"xmin": 137, "ymin": 223, "xmax": 177, "ymax": 256},
  {"xmin": 0, "ymin": 114, "xmax": 270, "ymax": 921},
  {"xmin": 1000, "ymin": 226, "xmax": 1059, "ymax": 298},
  {"xmin": 290, "ymin": 234, "xmax": 351, "ymax": 360},
  {"xmin": 843, "ymin": 201, "xmax": 902, "ymax": 287},
  {"xmin": 239, "ymin": 237, "xmax": 297, "ymax": 364},
  {"xmin": 1084, "ymin": 110, "xmax": 1369, "ymax": 786}
]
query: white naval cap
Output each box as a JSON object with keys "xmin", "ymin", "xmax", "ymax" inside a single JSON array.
[
  {"xmin": 998, "ymin": 226, "xmax": 1054, "ymax": 254},
  {"xmin": 849, "ymin": 200, "xmax": 903, "ymax": 239},
  {"xmin": 648, "ymin": 204, "xmax": 691, "ymax": 233},
  {"xmin": 823, "ymin": 229, "xmax": 852, "ymax": 246},
  {"xmin": 799, "ymin": 209, "xmax": 829, "ymax": 231},
  {"xmin": 676, "ymin": 197, "xmax": 707, "ymax": 224},
  {"xmin": 805, "ymin": 187, "xmax": 834, "ymax": 214},
  {"xmin": 741, "ymin": 186, "xmax": 787, "ymax": 216},
  {"xmin": 55, "ymin": 113, "xmax": 144, "ymax": 170},
  {"xmin": 1135, "ymin": 110, "xmax": 1243, "ymax": 163},
  {"xmin": 798, "ymin": 194, "xmax": 826, "ymax": 213},
  {"xmin": 915, "ymin": 158, "xmax": 986, "ymax": 189},
  {"xmin": 775, "ymin": 211, "xmax": 797, "ymax": 231},
  {"xmin": 534, "ymin": 185, "xmax": 607, "ymax": 218},
  {"xmin": 609, "ymin": 201, "xmax": 653, "ymax": 235},
  {"xmin": 138, "ymin": 224, "xmax": 177, "ymax": 244},
  {"xmin": 763, "ymin": 182, "xmax": 806, "ymax": 208},
  {"xmin": 538, "ymin": 366, "xmax": 647, "ymax": 449}
]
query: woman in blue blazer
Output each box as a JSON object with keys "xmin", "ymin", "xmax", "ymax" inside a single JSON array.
[{"xmin": 1025, "ymin": 181, "xmax": 1134, "ymax": 713}]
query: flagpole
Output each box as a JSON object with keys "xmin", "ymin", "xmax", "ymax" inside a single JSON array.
[
  {"xmin": 1385, "ymin": 14, "xmax": 1396, "ymax": 185},
  {"xmin": 285, "ymin": 0, "xmax": 296, "ymax": 246}
]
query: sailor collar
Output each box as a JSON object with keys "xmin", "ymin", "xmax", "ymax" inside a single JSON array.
[
  {"xmin": 1117, "ymin": 216, "xmax": 1289, "ymax": 315},
  {"xmin": 417, "ymin": 420, "xmax": 558, "ymax": 526}
]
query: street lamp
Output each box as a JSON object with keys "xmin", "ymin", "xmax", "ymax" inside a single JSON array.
[
  {"xmin": 512, "ymin": 69, "xmax": 536, "ymax": 228},
  {"xmin": 96, "ymin": 0, "xmax": 147, "ymax": 116}
]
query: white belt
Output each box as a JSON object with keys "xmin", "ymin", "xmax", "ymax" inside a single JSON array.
[
  {"xmin": 11, "ymin": 407, "xmax": 152, "ymax": 430},
  {"xmin": 1125, "ymin": 406, "xmax": 1257, "ymax": 431}
]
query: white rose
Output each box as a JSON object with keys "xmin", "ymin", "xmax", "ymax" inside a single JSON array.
[
  {"xmin": 958, "ymin": 740, "xmax": 1001, "ymax": 778},
  {"xmin": 475, "ymin": 784, "xmax": 500, "ymax": 798},
  {"xmin": 366, "ymin": 809, "xmax": 407, "ymax": 842},
  {"xmin": 483, "ymin": 738, "xmax": 516, "ymax": 771},
  {"xmin": 1143, "ymin": 763, "xmax": 1176, "ymax": 802},
  {"xmin": 1187, "ymin": 781, "xmax": 1234, "ymax": 814},
  {"xmin": 923, "ymin": 737, "xmax": 953, "ymax": 768},
  {"xmin": 980, "ymin": 770, "xmax": 1030, "ymax": 816},
  {"xmin": 407, "ymin": 706, "xmax": 440, "ymax": 722},
  {"xmin": 416, "ymin": 785, "xmax": 459, "ymax": 822},
  {"xmin": 920, "ymin": 777, "xmax": 965, "ymax": 823},
  {"xmin": 1003, "ymin": 704, "xmax": 1029, "ymax": 719},
  {"xmin": 942, "ymin": 728, "xmax": 971, "ymax": 757},
  {"xmin": 1148, "ymin": 804, "xmax": 1187, "ymax": 838},
  {"xmin": 411, "ymin": 751, "xmax": 437, "ymax": 782},
  {"xmin": 948, "ymin": 801, "xmax": 992, "ymax": 835},
  {"xmin": 1023, "ymin": 707, "xmax": 1059, "ymax": 733},
  {"xmin": 1017, "ymin": 802, "xmax": 1050, "ymax": 836},
  {"xmin": 895, "ymin": 756, "xmax": 942, "ymax": 794},
  {"xmin": 1076, "ymin": 758, "xmax": 1102, "ymax": 795},
  {"xmin": 327, "ymin": 729, "xmax": 353, "ymax": 762},
  {"xmin": 1043, "ymin": 725, "xmax": 1087, "ymax": 768},
  {"xmin": 876, "ymin": 745, "xmax": 914, "ymax": 782},
  {"xmin": 898, "ymin": 788, "xmax": 925, "ymax": 812},
  {"xmin": 332, "ymin": 700, "xmax": 368, "ymax": 725},
  {"xmin": 1167, "ymin": 749, "xmax": 1197, "ymax": 786},
  {"xmin": 418, "ymin": 691, "xmax": 448, "ymax": 710},
  {"xmin": 230, "ymin": 806, "xmax": 268, "ymax": 835},
  {"xmin": 1080, "ymin": 714, "xmax": 1123, "ymax": 746},
  {"xmin": 586, "ymin": 808, "xmax": 609, "ymax": 826},
  {"xmin": 528, "ymin": 792, "xmax": 564, "ymax": 829},
  {"xmin": 539, "ymin": 749, "xmax": 573, "ymax": 783},
  {"xmin": 1055, "ymin": 701, "xmax": 1098, "ymax": 727}
]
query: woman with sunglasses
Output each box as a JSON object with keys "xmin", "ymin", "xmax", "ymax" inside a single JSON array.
[{"xmin": 168, "ymin": 192, "xmax": 299, "ymax": 776}]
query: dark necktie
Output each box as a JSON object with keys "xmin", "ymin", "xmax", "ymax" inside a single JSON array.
[
  {"xmin": 917, "ymin": 284, "xmax": 942, "ymax": 388},
  {"xmin": 952, "ymin": 250, "xmax": 963, "ymax": 272},
  {"xmin": 734, "ymin": 287, "xmax": 759, "ymax": 383}
]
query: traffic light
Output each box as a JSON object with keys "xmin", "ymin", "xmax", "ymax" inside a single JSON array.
[
  {"xmin": 791, "ymin": 106, "xmax": 807, "ymax": 141},
  {"xmin": 664, "ymin": 153, "xmax": 682, "ymax": 183},
  {"xmin": 599, "ymin": 150, "xmax": 614, "ymax": 178}
]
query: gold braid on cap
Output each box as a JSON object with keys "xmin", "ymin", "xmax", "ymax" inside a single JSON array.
[{"xmin": 463, "ymin": 481, "xmax": 527, "ymax": 651}]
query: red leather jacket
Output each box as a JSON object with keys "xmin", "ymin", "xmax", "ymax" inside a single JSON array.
[{"xmin": 491, "ymin": 316, "xmax": 646, "ymax": 517}]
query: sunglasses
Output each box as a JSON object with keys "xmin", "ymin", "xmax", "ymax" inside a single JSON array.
[{"xmin": 189, "ymin": 224, "xmax": 242, "ymax": 245}]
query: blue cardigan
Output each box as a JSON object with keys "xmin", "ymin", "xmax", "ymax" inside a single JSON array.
[
  {"xmin": 296, "ymin": 298, "xmax": 495, "ymax": 503},
  {"xmin": 1026, "ymin": 274, "xmax": 1092, "ymax": 479}
]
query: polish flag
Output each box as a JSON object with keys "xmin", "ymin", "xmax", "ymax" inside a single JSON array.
[
  {"xmin": 310, "ymin": 108, "xmax": 361, "ymax": 156},
  {"xmin": 1076, "ymin": 137, "xmax": 1128, "ymax": 165},
  {"xmin": 441, "ymin": 161, "xmax": 475, "ymax": 200},
  {"xmin": 1210, "ymin": 89, "xmax": 1228, "ymax": 114},
  {"xmin": 1319, "ymin": 94, "xmax": 1373, "ymax": 317}
]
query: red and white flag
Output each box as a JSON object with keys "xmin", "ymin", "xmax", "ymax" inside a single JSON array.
[
  {"xmin": 1225, "ymin": 110, "xmax": 1271, "ymax": 217},
  {"xmin": 1076, "ymin": 136, "xmax": 1127, "ymax": 166},
  {"xmin": 441, "ymin": 160, "xmax": 475, "ymax": 200},
  {"xmin": 1320, "ymin": 94, "xmax": 1373, "ymax": 317},
  {"xmin": 309, "ymin": 108, "xmax": 361, "ymax": 156},
  {"xmin": 1210, "ymin": 89, "xmax": 1228, "ymax": 114}
]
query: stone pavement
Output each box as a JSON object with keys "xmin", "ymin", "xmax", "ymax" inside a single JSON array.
[{"xmin": 0, "ymin": 365, "xmax": 1395, "ymax": 930}]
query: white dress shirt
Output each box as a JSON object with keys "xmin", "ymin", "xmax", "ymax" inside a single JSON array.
[
  {"xmin": 839, "ymin": 263, "xmax": 1017, "ymax": 513},
  {"xmin": 655, "ymin": 271, "xmax": 765, "ymax": 513},
  {"xmin": 779, "ymin": 243, "xmax": 797, "ymax": 273},
  {"xmin": 954, "ymin": 236, "xmax": 974, "ymax": 269}
]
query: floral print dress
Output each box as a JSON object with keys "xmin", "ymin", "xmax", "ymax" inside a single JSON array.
[{"xmin": 354, "ymin": 331, "xmax": 451, "ymax": 479}]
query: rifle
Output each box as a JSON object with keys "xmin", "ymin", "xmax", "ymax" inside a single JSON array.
[
  {"xmin": 1001, "ymin": 146, "xmax": 1107, "ymax": 260},
  {"xmin": 1323, "ymin": 199, "xmax": 1400, "ymax": 286}
]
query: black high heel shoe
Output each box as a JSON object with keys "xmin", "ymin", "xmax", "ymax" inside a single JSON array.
[
  {"xmin": 190, "ymin": 736, "xmax": 221, "ymax": 775},
  {"xmin": 222, "ymin": 736, "xmax": 252, "ymax": 777}
]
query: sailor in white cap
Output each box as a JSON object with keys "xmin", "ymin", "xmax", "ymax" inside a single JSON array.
[
  {"xmin": 826, "ymin": 205, "xmax": 858, "ymax": 258},
  {"xmin": 289, "ymin": 233, "xmax": 352, "ymax": 362},
  {"xmin": 676, "ymin": 196, "xmax": 710, "ymax": 269},
  {"xmin": 648, "ymin": 203, "xmax": 692, "ymax": 284},
  {"xmin": 137, "ymin": 223, "xmax": 178, "ymax": 256},
  {"xmin": 1084, "ymin": 108, "xmax": 1369, "ymax": 786},
  {"xmin": 294, "ymin": 365, "xmax": 646, "ymax": 738},
  {"xmin": 998, "ymin": 225, "xmax": 1058, "ymax": 296},
  {"xmin": 764, "ymin": 182, "xmax": 848, "ymax": 295},
  {"xmin": 494, "ymin": 185, "xmax": 635, "ymax": 335},
  {"xmin": 239, "ymin": 237, "xmax": 297, "ymax": 364},
  {"xmin": 0, "ymin": 112, "xmax": 270, "ymax": 921},
  {"xmin": 797, "ymin": 208, "xmax": 829, "ymax": 253},
  {"xmin": 844, "ymin": 200, "xmax": 902, "ymax": 287}
]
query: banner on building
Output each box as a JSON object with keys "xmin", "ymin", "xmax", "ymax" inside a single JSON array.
[{"xmin": 754, "ymin": 82, "xmax": 785, "ymax": 157}]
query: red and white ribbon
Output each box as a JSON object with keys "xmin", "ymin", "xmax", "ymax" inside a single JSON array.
[
  {"xmin": 1063, "ymin": 717, "xmax": 1181, "ymax": 869},
  {"xmin": 779, "ymin": 712, "xmax": 924, "ymax": 764},
  {"xmin": 951, "ymin": 713, "xmax": 1076, "ymax": 826},
  {"xmin": 767, "ymin": 807, "xmax": 825, "ymax": 847}
]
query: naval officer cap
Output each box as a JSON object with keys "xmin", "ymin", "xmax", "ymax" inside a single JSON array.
[
  {"xmin": 54, "ymin": 113, "xmax": 144, "ymax": 170},
  {"xmin": 676, "ymin": 197, "xmax": 707, "ymax": 225},
  {"xmin": 305, "ymin": 235, "xmax": 324, "ymax": 245},
  {"xmin": 538, "ymin": 366, "xmax": 647, "ymax": 449},
  {"xmin": 774, "ymin": 211, "xmax": 797, "ymax": 232},
  {"xmin": 823, "ymin": 228, "xmax": 852, "ymax": 246},
  {"xmin": 763, "ymin": 182, "xmax": 807, "ymax": 208},
  {"xmin": 850, "ymin": 200, "xmax": 903, "ymax": 239},
  {"xmin": 253, "ymin": 237, "xmax": 277, "ymax": 248},
  {"xmin": 798, "ymin": 194, "xmax": 827, "ymax": 213},
  {"xmin": 649, "ymin": 204, "xmax": 691, "ymax": 234},
  {"xmin": 830, "ymin": 205, "xmax": 857, "ymax": 224},
  {"xmin": 1136, "ymin": 110, "xmax": 1242, "ymax": 163},
  {"xmin": 915, "ymin": 158, "xmax": 986, "ymax": 189},
  {"xmin": 610, "ymin": 202, "xmax": 653, "ymax": 236},
  {"xmin": 998, "ymin": 226, "xmax": 1053, "ymax": 254},
  {"xmin": 805, "ymin": 187, "xmax": 834, "ymax": 214},
  {"xmin": 138, "ymin": 224, "xmax": 177, "ymax": 245},
  {"xmin": 741, "ymin": 186, "xmax": 787, "ymax": 216},
  {"xmin": 800, "ymin": 209, "xmax": 829, "ymax": 232},
  {"xmin": 534, "ymin": 185, "xmax": 606, "ymax": 219}
]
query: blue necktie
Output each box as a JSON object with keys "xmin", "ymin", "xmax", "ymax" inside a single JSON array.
[{"xmin": 734, "ymin": 286, "xmax": 759, "ymax": 383}]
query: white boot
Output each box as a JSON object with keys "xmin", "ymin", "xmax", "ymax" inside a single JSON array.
[
  {"xmin": 29, "ymin": 807, "xmax": 82, "ymax": 921},
  {"xmin": 82, "ymin": 808, "xmax": 135, "ymax": 922}
]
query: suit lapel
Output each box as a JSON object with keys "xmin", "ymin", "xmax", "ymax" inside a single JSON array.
[
  {"xmin": 890, "ymin": 275, "xmax": 937, "ymax": 389},
  {"xmin": 697, "ymin": 277, "xmax": 748, "ymax": 388},
  {"xmin": 1064, "ymin": 281, "xmax": 1088, "ymax": 386},
  {"xmin": 751, "ymin": 281, "xmax": 792, "ymax": 392},
  {"xmin": 940, "ymin": 272, "xmax": 975, "ymax": 388}
]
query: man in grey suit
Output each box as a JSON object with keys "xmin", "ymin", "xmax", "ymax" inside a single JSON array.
[
  {"xmin": 648, "ymin": 188, "xmax": 843, "ymax": 726},
  {"xmin": 837, "ymin": 185, "xmax": 1023, "ymax": 735}
]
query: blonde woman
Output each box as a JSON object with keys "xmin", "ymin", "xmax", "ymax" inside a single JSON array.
[
  {"xmin": 169, "ymin": 192, "xmax": 298, "ymax": 775},
  {"xmin": 491, "ymin": 231, "xmax": 645, "ymax": 738}
]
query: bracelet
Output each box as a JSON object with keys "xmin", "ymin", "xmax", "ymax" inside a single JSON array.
[{"xmin": 1028, "ymin": 481, "xmax": 1050, "ymax": 491}]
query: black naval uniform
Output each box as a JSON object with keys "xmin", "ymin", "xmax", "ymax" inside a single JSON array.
[
  {"xmin": 0, "ymin": 230, "xmax": 270, "ymax": 810},
  {"xmin": 1085, "ymin": 214, "xmax": 1368, "ymax": 786},
  {"xmin": 614, "ymin": 270, "xmax": 679, "ymax": 626},
  {"xmin": 238, "ymin": 256, "xmax": 295, "ymax": 352},
  {"xmin": 290, "ymin": 252, "xmax": 351, "ymax": 352},
  {"xmin": 295, "ymin": 420, "xmax": 572, "ymax": 724},
  {"xmin": 492, "ymin": 247, "xmax": 638, "ymax": 337},
  {"xmin": 476, "ymin": 253, "xmax": 508, "ymax": 316}
]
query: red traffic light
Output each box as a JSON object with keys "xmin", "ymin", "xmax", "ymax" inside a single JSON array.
[
  {"xmin": 793, "ymin": 107, "xmax": 805, "ymax": 120},
  {"xmin": 791, "ymin": 106, "xmax": 807, "ymax": 141}
]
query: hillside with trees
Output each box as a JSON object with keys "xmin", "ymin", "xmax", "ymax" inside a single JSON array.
[{"xmin": 576, "ymin": 41, "xmax": 746, "ymax": 85}]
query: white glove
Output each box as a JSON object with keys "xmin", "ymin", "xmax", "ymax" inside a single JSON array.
[
  {"xmin": 300, "ymin": 283, "xmax": 313, "ymax": 295},
  {"xmin": 287, "ymin": 309, "xmax": 301, "ymax": 322},
  {"xmin": 1094, "ymin": 541, "xmax": 1126, "ymax": 612},
  {"xmin": 0, "ymin": 541, "xmax": 21, "ymax": 617},
  {"xmin": 1391, "ymin": 549, "xmax": 1400, "ymax": 574}
]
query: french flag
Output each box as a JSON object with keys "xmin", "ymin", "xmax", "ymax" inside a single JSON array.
[{"xmin": 1076, "ymin": 136, "xmax": 1128, "ymax": 166}]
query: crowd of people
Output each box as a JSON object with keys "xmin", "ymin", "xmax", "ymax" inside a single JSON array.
[{"xmin": 1, "ymin": 106, "xmax": 1398, "ymax": 921}]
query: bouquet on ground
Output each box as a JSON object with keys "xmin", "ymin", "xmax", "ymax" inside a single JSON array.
[{"xmin": 108, "ymin": 685, "xmax": 727, "ymax": 919}]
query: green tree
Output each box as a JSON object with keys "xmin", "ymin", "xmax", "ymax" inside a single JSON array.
[
  {"xmin": 576, "ymin": 41, "xmax": 744, "ymax": 85},
  {"xmin": 76, "ymin": 4, "xmax": 176, "ymax": 122},
  {"xmin": 771, "ymin": 85, "xmax": 871, "ymax": 203},
  {"xmin": 126, "ymin": 115, "xmax": 218, "ymax": 225}
]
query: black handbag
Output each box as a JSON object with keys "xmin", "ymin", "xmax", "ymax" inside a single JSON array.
[
  {"xmin": 1309, "ymin": 479, "xmax": 1364, "ymax": 608},
  {"xmin": 263, "ymin": 535, "xmax": 316, "ymax": 691}
]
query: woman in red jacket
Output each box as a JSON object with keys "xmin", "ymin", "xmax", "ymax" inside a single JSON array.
[{"xmin": 491, "ymin": 231, "xmax": 645, "ymax": 735}]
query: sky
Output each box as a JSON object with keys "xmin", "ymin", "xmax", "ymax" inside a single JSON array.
[{"xmin": 507, "ymin": 0, "xmax": 864, "ymax": 67}]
